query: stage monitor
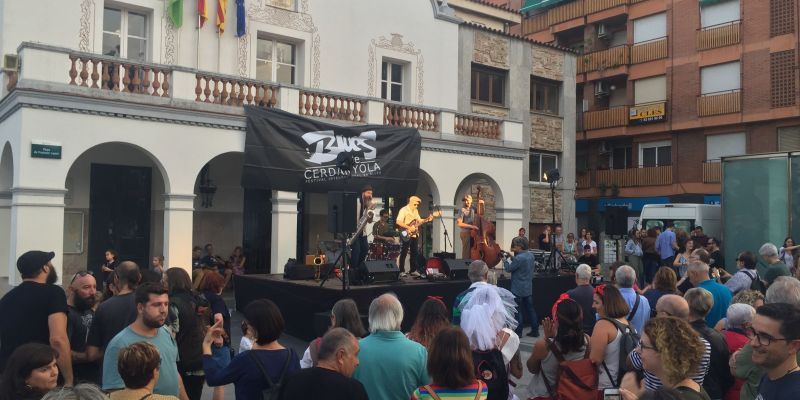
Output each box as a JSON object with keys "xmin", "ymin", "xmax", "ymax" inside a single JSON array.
[{"xmin": 441, "ymin": 258, "xmax": 472, "ymax": 280}]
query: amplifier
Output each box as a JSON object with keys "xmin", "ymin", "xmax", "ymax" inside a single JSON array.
[
  {"xmin": 284, "ymin": 263, "xmax": 333, "ymax": 280},
  {"xmin": 362, "ymin": 260, "xmax": 400, "ymax": 284},
  {"xmin": 441, "ymin": 258, "xmax": 473, "ymax": 280}
]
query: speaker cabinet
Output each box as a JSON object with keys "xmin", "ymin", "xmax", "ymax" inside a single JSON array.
[
  {"xmin": 362, "ymin": 260, "xmax": 400, "ymax": 284},
  {"xmin": 441, "ymin": 258, "xmax": 473, "ymax": 280},
  {"xmin": 605, "ymin": 205, "xmax": 628, "ymax": 237},
  {"xmin": 328, "ymin": 191, "xmax": 358, "ymax": 234}
]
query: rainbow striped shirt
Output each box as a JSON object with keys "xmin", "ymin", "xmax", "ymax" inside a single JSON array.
[{"xmin": 411, "ymin": 381, "xmax": 488, "ymax": 400}]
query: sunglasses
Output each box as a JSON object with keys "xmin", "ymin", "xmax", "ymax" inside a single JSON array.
[{"xmin": 70, "ymin": 270, "xmax": 93, "ymax": 284}]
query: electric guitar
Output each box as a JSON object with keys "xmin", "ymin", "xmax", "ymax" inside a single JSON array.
[{"xmin": 400, "ymin": 210, "xmax": 442, "ymax": 243}]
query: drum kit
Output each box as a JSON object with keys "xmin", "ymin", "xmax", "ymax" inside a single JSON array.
[{"xmin": 367, "ymin": 241, "xmax": 401, "ymax": 261}]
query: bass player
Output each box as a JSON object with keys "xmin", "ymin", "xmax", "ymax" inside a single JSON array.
[{"xmin": 396, "ymin": 195, "xmax": 439, "ymax": 277}]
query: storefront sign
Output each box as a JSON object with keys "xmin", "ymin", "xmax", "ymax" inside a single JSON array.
[
  {"xmin": 31, "ymin": 142, "xmax": 61, "ymax": 159},
  {"xmin": 629, "ymin": 103, "xmax": 666, "ymax": 125}
]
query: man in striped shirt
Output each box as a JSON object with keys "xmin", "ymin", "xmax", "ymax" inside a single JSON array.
[{"xmin": 628, "ymin": 294, "xmax": 711, "ymax": 390}]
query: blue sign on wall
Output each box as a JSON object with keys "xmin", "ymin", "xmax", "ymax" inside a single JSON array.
[
  {"xmin": 576, "ymin": 197, "xmax": 672, "ymax": 213},
  {"xmin": 704, "ymin": 195, "xmax": 721, "ymax": 205}
]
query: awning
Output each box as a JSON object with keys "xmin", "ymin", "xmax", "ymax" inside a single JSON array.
[
  {"xmin": 699, "ymin": 0, "xmax": 735, "ymax": 6},
  {"xmin": 521, "ymin": 0, "xmax": 569, "ymax": 13}
]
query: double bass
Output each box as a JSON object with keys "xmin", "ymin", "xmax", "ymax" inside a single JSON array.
[{"xmin": 469, "ymin": 186, "xmax": 502, "ymax": 267}]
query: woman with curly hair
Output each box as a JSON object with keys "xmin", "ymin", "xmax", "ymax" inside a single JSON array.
[
  {"xmin": 621, "ymin": 317, "xmax": 709, "ymax": 400},
  {"xmin": 406, "ymin": 298, "xmax": 451, "ymax": 350}
]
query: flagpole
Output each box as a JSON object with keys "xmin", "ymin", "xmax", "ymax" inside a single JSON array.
[
  {"xmin": 217, "ymin": 29, "xmax": 222, "ymax": 72},
  {"xmin": 196, "ymin": 14, "xmax": 201, "ymax": 69}
]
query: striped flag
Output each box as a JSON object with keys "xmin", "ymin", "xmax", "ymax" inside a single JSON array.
[
  {"xmin": 217, "ymin": 0, "xmax": 228, "ymax": 33},
  {"xmin": 236, "ymin": 0, "xmax": 246, "ymax": 37},
  {"xmin": 198, "ymin": 0, "xmax": 207, "ymax": 27}
]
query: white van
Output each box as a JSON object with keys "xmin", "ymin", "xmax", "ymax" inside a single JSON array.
[{"xmin": 637, "ymin": 204, "xmax": 721, "ymax": 238}]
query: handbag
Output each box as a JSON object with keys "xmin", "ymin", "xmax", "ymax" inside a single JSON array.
[{"xmin": 541, "ymin": 336, "xmax": 598, "ymax": 400}]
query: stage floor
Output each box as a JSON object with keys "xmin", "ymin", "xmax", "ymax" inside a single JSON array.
[{"xmin": 233, "ymin": 272, "xmax": 576, "ymax": 340}]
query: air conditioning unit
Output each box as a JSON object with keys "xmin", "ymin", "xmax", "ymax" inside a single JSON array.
[
  {"xmin": 2, "ymin": 54, "xmax": 18, "ymax": 71},
  {"xmin": 594, "ymin": 81, "xmax": 609, "ymax": 96},
  {"xmin": 599, "ymin": 141, "xmax": 611, "ymax": 154},
  {"xmin": 597, "ymin": 24, "xmax": 609, "ymax": 39}
]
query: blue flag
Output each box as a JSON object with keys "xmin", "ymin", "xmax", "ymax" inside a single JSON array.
[{"xmin": 236, "ymin": 0, "xmax": 246, "ymax": 37}]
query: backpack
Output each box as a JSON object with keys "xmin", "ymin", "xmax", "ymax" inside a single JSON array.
[
  {"xmin": 742, "ymin": 270, "xmax": 767, "ymax": 294},
  {"xmin": 472, "ymin": 349, "xmax": 509, "ymax": 400},
  {"xmin": 541, "ymin": 336, "xmax": 598, "ymax": 400},
  {"xmin": 601, "ymin": 318, "xmax": 640, "ymax": 388},
  {"xmin": 249, "ymin": 348, "xmax": 294, "ymax": 400}
]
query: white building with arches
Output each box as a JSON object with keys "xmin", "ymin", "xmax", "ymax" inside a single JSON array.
[{"xmin": 0, "ymin": 0, "xmax": 576, "ymax": 284}]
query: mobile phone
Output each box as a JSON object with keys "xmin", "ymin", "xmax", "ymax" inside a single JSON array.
[{"xmin": 603, "ymin": 388, "xmax": 621, "ymax": 400}]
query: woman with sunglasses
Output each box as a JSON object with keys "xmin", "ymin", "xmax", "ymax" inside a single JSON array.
[{"xmin": 620, "ymin": 317, "xmax": 709, "ymax": 400}]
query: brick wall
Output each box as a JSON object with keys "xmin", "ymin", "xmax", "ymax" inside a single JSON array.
[
  {"xmin": 531, "ymin": 113, "xmax": 564, "ymax": 151},
  {"xmin": 743, "ymin": 48, "xmax": 771, "ymax": 114},
  {"xmin": 530, "ymin": 187, "xmax": 562, "ymax": 223}
]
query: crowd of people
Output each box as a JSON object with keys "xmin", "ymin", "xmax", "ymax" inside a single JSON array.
[{"xmin": 2, "ymin": 227, "xmax": 800, "ymax": 400}]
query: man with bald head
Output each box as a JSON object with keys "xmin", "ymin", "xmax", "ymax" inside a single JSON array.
[
  {"xmin": 627, "ymin": 294, "xmax": 712, "ymax": 391},
  {"xmin": 86, "ymin": 261, "xmax": 141, "ymax": 362},
  {"xmin": 67, "ymin": 271, "xmax": 100, "ymax": 382},
  {"xmin": 353, "ymin": 293, "xmax": 429, "ymax": 400}
]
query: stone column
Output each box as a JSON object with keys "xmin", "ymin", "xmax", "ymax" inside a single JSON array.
[
  {"xmin": 433, "ymin": 204, "xmax": 456, "ymax": 255},
  {"xmin": 8, "ymin": 187, "xmax": 66, "ymax": 285},
  {"xmin": 163, "ymin": 194, "xmax": 195, "ymax": 273},
  {"xmin": 0, "ymin": 191, "xmax": 10, "ymax": 279},
  {"xmin": 271, "ymin": 191, "xmax": 299, "ymax": 274}
]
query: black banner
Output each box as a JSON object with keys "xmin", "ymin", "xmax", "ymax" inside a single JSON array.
[{"xmin": 242, "ymin": 107, "xmax": 421, "ymax": 194}]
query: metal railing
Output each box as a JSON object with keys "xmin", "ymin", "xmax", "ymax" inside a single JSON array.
[
  {"xmin": 703, "ymin": 160, "xmax": 721, "ymax": 183},
  {"xmin": 631, "ymin": 37, "xmax": 668, "ymax": 64},
  {"xmin": 583, "ymin": 105, "xmax": 629, "ymax": 130},
  {"xmin": 578, "ymin": 45, "xmax": 630, "ymax": 73},
  {"xmin": 697, "ymin": 20, "xmax": 741, "ymax": 50},
  {"xmin": 698, "ymin": 89, "xmax": 741, "ymax": 117}
]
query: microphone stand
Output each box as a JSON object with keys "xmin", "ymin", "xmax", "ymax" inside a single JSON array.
[{"xmin": 432, "ymin": 202, "xmax": 453, "ymax": 253}]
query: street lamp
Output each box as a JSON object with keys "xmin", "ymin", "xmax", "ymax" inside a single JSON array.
[{"xmin": 543, "ymin": 168, "xmax": 560, "ymax": 271}]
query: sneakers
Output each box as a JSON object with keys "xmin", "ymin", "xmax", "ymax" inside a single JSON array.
[
  {"xmin": 410, "ymin": 271, "xmax": 421, "ymax": 277},
  {"xmin": 399, "ymin": 272, "xmax": 409, "ymax": 277}
]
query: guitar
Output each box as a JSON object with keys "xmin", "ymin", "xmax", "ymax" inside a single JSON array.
[{"xmin": 400, "ymin": 210, "xmax": 442, "ymax": 243}]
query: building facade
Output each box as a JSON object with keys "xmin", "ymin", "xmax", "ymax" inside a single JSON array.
[
  {"xmin": 0, "ymin": 0, "xmax": 575, "ymax": 284},
  {"xmin": 518, "ymin": 0, "xmax": 800, "ymax": 233}
]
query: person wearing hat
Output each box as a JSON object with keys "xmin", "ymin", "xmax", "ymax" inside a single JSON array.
[
  {"xmin": 350, "ymin": 185, "xmax": 374, "ymax": 274},
  {"xmin": 0, "ymin": 250, "xmax": 73, "ymax": 386}
]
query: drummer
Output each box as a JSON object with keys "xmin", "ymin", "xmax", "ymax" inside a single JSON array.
[{"xmin": 372, "ymin": 209, "xmax": 397, "ymax": 243}]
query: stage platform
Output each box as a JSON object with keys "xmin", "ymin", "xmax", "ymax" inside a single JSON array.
[{"xmin": 233, "ymin": 272, "xmax": 576, "ymax": 340}]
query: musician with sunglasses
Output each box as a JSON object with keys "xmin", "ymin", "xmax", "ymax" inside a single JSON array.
[{"xmin": 67, "ymin": 270, "xmax": 100, "ymax": 383}]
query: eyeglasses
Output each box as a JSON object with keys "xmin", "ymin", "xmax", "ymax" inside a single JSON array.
[
  {"xmin": 636, "ymin": 341, "xmax": 657, "ymax": 352},
  {"xmin": 70, "ymin": 270, "xmax": 93, "ymax": 284},
  {"xmin": 747, "ymin": 327, "xmax": 796, "ymax": 346}
]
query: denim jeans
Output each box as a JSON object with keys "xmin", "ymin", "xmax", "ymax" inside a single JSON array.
[{"xmin": 514, "ymin": 295, "xmax": 538, "ymax": 336}]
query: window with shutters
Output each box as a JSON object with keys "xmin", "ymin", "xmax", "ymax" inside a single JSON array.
[
  {"xmin": 778, "ymin": 126, "xmax": 800, "ymax": 151},
  {"xmin": 771, "ymin": 50, "xmax": 796, "ymax": 108},
  {"xmin": 770, "ymin": 0, "xmax": 795, "ymax": 37}
]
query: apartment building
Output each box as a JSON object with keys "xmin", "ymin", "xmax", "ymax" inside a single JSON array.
[{"xmin": 515, "ymin": 0, "xmax": 800, "ymax": 232}]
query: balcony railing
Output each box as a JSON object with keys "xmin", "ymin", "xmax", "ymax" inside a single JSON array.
[
  {"xmin": 583, "ymin": 105, "xmax": 629, "ymax": 130},
  {"xmin": 14, "ymin": 42, "xmax": 523, "ymax": 144},
  {"xmin": 384, "ymin": 103, "xmax": 439, "ymax": 131},
  {"xmin": 68, "ymin": 54, "xmax": 172, "ymax": 97},
  {"xmin": 697, "ymin": 90, "xmax": 741, "ymax": 117},
  {"xmin": 578, "ymin": 45, "xmax": 630, "ymax": 73},
  {"xmin": 195, "ymin": 72, "xmax": 278, "ymax": 107},
  {"xmin": 586, "ymin": 0, "xmax": 628, "ymax": 14},
  {"xmin": 455, "ymin": 114, "xmax": 502, "ymax": 139},
  {"xmin": 596, "ymin": 166, "xmax": 673, "ymax": 187},
  {"xmin": 697, "ymin": 20, "xmax": 741, "ymax": 51},
  {"xmin": 631, "ymin": 37, "xmax": 668, "ymax": 64},
  {"xmin": 299, "ymin": 89, "xmax": 367, "ymax": 123},
  {"xmin": 703, "ymin": 161, "xmax": 721, "ymax": 183},
  {"xmin": 549, "ymin": 0, "xmax": 585, "ymax": 26},
  {"xmin": 522, "ymin": 13, "xmax": 550, "ymax": 35},
  {"xmin": 576, "ymin": 172, "xmax": 591, "ymax": 189}
]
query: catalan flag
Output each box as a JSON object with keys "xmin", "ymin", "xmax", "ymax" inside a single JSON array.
[
  {"xmin": 217, "ymin": 0, "xmax": 228, "ymax": 33},
  {"xmin": 198, "ymin": 0, "xmax": 208, "ymax": 28}
]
